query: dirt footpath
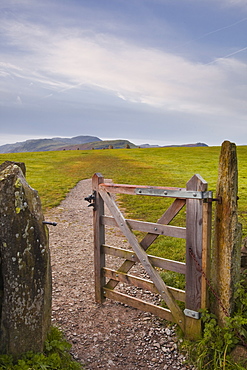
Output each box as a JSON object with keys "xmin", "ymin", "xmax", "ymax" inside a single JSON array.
[{"xmin": 46, "ymin": 179, "xmax": 195, "ymax": 370}]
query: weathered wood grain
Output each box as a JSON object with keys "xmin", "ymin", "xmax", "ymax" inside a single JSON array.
[
  {"xmin": 103, "ymin": 267, "xmax": 185, "ymax": 302},
  {"xmin": 102, "ymin": 215, "xmax": 186, "ymax": 238},
  {"xmin": 92, "ymin": 173, "xmax": 106, "ymax": 303},
  {"xmin": 103, "ymin": 288, "xmax": 174, "ymax": 322},
  {"xmin": 99, "ymin": 187, "xmax": 185, "ymax": 331},
  {"xmin": 185, "ymin": 174, "xmax": 207, "ymax": 339},
  {"xmin": 140, "ymin": 199, "xmax": 186, "ymax": 250},
  {"xmin": 201, "ymin": 200, "xmax": 212, "ymax": 309},
  {"xmin": 104, "ymin": 198, "xmax": 186, "ymax": 292},
  {"xmin": 99, "ymin": 182, "xmax": 186, "ymax": 196},
  {"xmin": 102, "ymin": 245, "xmax": 186, "ymax": 274}
]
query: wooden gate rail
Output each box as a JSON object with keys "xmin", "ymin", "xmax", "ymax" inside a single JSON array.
[
  {"xmin": 92, "ymin": 173, "xmax": 212, "ymax": 340},
  {"xmin": 102, "ymin": 267, "xmax": 186, "ymax": 301},
  {"xmin": 102, "ymin": 245, "xmax": 186, "ymax": 273},
  {"xmin": 101, "ymin": 215, "xmax": 186, "ymax": 238}
]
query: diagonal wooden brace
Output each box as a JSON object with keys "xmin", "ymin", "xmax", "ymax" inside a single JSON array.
[
  {"xmin": 105, "ymin": 197, "xmax": 185, "ymax": 290},
  {"xmin": 99, "ymin": 187, "xmax": 185, "ymax": 331}
]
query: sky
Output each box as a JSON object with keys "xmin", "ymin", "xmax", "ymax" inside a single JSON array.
[{"xmin": 0, "ymin": 0, "xmax": 247, "ymax": 147}]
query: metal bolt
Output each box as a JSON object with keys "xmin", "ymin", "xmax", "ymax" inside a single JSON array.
[
  {"xmin": 164, "ymin": 191, "xmax": 168, "ymax": 195},
  {"xmin": 154, "ymin": 227, "xmax": 157, "ymax": 231},
  {"xmin": 138, "ymin": 190, "xmax": 142, "ymax": 194},
  {"xmin": 131, "ymin": 255, "xmax": 135, "ymax": 258},
  {"xmin": 116, "ymin": 274, "xmax": 118, "ymax": 277},
  {"xmin": 193, "ymin": 193, "xmax": 197, "ymax": 197}
]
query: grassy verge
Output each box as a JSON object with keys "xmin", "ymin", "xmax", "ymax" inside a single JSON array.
[
  {"xmin": 181, "ymin": 270, "xmax": 247, "ymax": 370},
  {"xmin": 0, "ymin": 327, "xmax": 82, "ymax": 369}
]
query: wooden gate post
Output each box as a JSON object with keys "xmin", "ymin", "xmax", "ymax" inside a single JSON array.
[
  {"xmin": 92, "ymin": 173, "xmax": 106, "ymax": 303},
  {"xmin": 185, "ymin": 174, "xmax": 210, "ymax": 340},
  {"xmin": 211, "ymin": 141, "xmax": 242, "ymax": 325}
]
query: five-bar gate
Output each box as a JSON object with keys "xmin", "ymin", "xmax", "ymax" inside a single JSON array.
[{"xmin": 91, "ymin": 172, "xmax": 212, "ymax": 339}]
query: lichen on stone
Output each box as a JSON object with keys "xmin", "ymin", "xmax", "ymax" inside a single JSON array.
[{"xmin": 0, "ymin": 161, "xmax": 52, "ymax": 356}]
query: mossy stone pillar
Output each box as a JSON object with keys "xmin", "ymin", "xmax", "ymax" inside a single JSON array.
[
  {"xmin": 211, "ymin": 141, "xmax": 242, "ymax": 325},
  {"xmin": 0, "ymin": 161, "xmax": 52, "ymax": 355}
]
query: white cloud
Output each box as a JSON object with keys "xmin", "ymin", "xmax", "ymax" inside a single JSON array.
[
  {"xmin": 222, "ymin": 0, "xmax": 247, "ymax": 8},
  {"xmin": 1, "ymin": 18, "xmax": 247, "ymax": 122},
  {"xmin": 16, "ymin": 96, "xmax": 22, "ymax": 105}
]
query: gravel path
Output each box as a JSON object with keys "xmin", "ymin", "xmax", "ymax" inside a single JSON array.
[{"xmin": 45, "ymin": 179, "xmax": 195, "ymax": 370}]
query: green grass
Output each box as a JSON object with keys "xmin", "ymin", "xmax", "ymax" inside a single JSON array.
[
  {"xmin": 1, "ymin": 145, "xmax": 246, "ymax": 246},
  {"xmin": 182, "ymin": 272, "xmax": 247, "ymax": 369},
  {"xmin": 0, "ymin": 326, "xmax": 82, "ymax": 369}
]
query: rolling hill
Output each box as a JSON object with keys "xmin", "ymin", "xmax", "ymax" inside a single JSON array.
[
  {"xmin": 0, "ymin": 135, "xmax": 102, "ymax": 153},
  {"xmin": 0, "ymin": 135, "xmax": 208, "ymax": 153}
]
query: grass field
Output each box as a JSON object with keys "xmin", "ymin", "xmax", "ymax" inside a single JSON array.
[{"xmin": 1, "ymin": 145, "xmax": 247, "ymax": 261}]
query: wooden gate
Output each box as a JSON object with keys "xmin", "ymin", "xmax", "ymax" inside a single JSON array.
[{"xmin": 91, "ymin": 173, "xmax": 212, "ymax": 340}]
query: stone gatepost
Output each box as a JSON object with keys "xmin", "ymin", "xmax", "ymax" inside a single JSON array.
[
  {"xmin": 0, "ymin": 161, "xmax": 52, "ymax": 356},
  {"xmin": 211, "ymin": 141, "xmax": 242, "ymax": 325}
]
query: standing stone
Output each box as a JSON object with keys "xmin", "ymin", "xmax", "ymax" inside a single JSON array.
[
  {"xmin": 0, "ymin": 161, "xmax": 52, "ymax": 355},
  {"xmin": 211, "ymin": 141, "xmax": 242, "ymax": 325}
]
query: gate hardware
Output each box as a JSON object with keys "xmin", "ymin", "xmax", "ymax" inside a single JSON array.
[
  {"xmin": 184, "ymin": 308, "xmax": 201, "ymax": 320},
  {"xmin": 135, "ymin": 188, "xmax": 213, "ymax": 200},
  {"xmin": 85, "ymin": 192, "xmax": 96, "ymax": 210},
  {"xmin": 43, "ymin": 221, "xmax": 57, "ymax": 226},
  {"xmin": 207, "ymin": 196, "xmax": 222, "ymax": 204}
]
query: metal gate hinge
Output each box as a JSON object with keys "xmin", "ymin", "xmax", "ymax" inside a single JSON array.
[
  {"xmin": 184, "ymin": 309, "xmax": 201, "ymax": 320},
  {"xmin": 135, "ymin": 188, "xmax": 213, "ymax": 200}
]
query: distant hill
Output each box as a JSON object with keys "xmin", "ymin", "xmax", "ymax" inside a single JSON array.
[
  {"xmin": 57, "ymin": 139, "xmax": 136, "ymax": 151},
  {"xmin": 140, "ymin": 142, "xmax": 208, "ymax": 148},
  {"xmin": 0, "ymin": 135, "xmax": 102, "ymax": 153},
  {"xmin": 164, "ymin": 142, "xmax": 208, "ymax": 148},
  {"xmin": 0, "ymin": 136, "xmax": 207, "ymax": 154},
  {"xmin": 139, "ymin": 144, "xmax": 160, "ymax": 148}
]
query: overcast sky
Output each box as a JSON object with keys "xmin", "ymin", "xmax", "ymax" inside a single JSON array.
[{"xmin": 0, "ymin": 0, "xmax": 247, "ymax": 147}]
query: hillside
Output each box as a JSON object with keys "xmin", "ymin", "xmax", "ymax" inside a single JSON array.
[
  {"xmin": 0, "ymin": 135, "xmax": 101, "ymax": 153},
  {"xmin": 57, "ymin": 139, "xmax": 137, "ymax": 150},
  {"xmin": 140, "ymin": 142, "xmax": 208, "ymax": 148},
  {"xmin": 0, "ymin": 135, "xmax": 208, "ymax": 153}
]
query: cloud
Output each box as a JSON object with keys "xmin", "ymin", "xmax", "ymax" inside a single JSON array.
[
  {"xmin": 16, "ymin": 96, "xmax": 22, "ymax": 105},
  {"xmin": 1, "ymin": 15, "xmax": 246, "ymax": 126},
  {"xmin": 222, "ymin": 0, "xmax": 247, "ymax": 9}
]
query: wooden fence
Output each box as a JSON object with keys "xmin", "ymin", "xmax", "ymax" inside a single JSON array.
[{"xmin": 91, "ymin": 172, "xmax": 213, "ymax": 340}]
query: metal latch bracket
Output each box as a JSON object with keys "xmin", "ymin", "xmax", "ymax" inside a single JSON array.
[
  {"xmin": 184, "ymin": 308, "xmax": 201, "ymax": 320},
  {"xmin": 84, "ymin": 191, "xmax": 96, "ymax": 210}
]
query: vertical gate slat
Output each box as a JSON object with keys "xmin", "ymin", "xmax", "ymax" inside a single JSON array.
[
  {"xmin": 201, "ymin": 200, "xmax": 212, "ymax": 309},
  {"xmin": 92, "ymin": 173, "xmax": 106, "ymax": 303},
  {"xmin": 185, "ymin": 174, "xmax": 208, "ymax": 340}
]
